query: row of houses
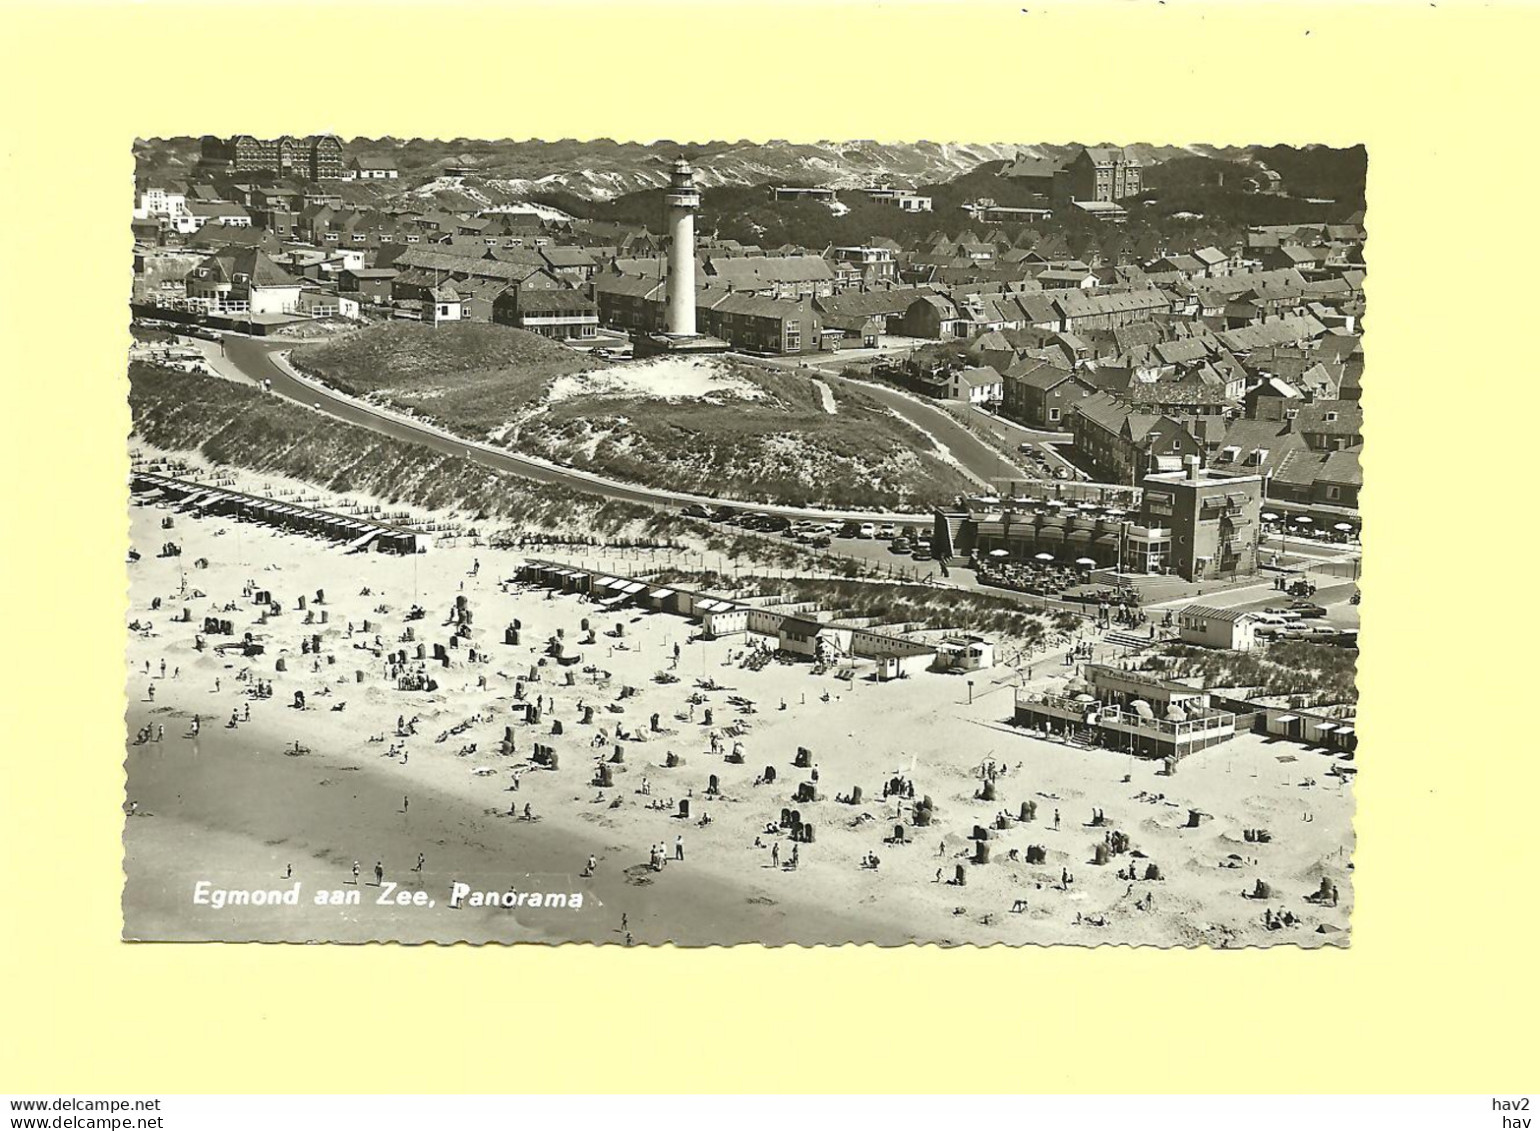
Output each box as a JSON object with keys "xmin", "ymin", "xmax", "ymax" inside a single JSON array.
[{"xmin": 515, "ymin": 561, "xmax": 995, "ymax": 680}]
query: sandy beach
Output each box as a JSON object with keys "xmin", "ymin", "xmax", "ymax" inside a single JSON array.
[{"xmin": 123, "ymin": 471, "xmax": 1354, "ymax": 947}]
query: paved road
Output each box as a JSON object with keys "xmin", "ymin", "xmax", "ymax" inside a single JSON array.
[
  {"xmin": 217, "ymin": 335, "xmax": 925, "ymax": 524},
  {"xmin": 754, "ymin": 355, "xmax": 1028, "ymax": 486}
]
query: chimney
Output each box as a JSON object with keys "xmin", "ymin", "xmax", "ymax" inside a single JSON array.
[{"xmin": 1184, "ymin": 455, "xmax": 1201, "ymax": 482}]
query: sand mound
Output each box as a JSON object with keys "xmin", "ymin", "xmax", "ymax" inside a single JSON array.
[{"xmin": 546, "ymin": 356, "xmax": 767, "ymax": 405}]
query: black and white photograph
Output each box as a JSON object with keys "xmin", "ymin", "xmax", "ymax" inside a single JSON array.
[{"xmin": 123, "ymin": 136, "xmax": 1366, "ymax": 946}]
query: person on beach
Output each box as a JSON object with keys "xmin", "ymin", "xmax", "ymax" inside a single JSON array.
[
  {"xmin": 771, "ymin": 842, "xmax": 780, "ymax": 868},
  {"xmin": 415, "ymin": 853, "xmax": 425, "ymax": 873},
  {"xmin": 147, "ymin": 684, "xmax": 155, "ymax": 702},
  {"xmin": 351, "ymin": 861, "xmax": 360, "ymax": 885},
  {"xmin": 374, "ymin": 861, "xmax": 383, "ymax": 886},
  {"xmin": 675, "ymin": 836, "xmax": 684, "ymax": 861},
  {"xmin": 1054, "ymin": 809, "xmax": 1061, "ymax": 831},
  {"xmin": 403, "ymin": 795, "xmax": 409, "ymax": 813}
]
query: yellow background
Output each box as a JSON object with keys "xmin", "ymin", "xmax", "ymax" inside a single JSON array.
[{"xmin": 2, "ymin": 0, "xmax": 1536, "ymax": 1094}]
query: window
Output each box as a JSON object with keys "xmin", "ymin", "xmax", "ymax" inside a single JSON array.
[
  {"xmin": 1048, "ymin": 408, "xmax": 1061, "ymax": 423},
  {"xmin": 1325, "ymin": 485, "xmax": 1341, "ymax": 501}
]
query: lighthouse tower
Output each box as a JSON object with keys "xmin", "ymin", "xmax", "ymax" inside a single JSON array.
[{"xmin": 663, "ymin": 157, "xmax": 701, "ymax": 336}]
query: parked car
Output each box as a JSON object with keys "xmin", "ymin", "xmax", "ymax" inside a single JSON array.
[
  {"xmin": 876, "ymin": 524, "xmax": 897, "ymax": 540},
  {"xmin": 838, "ymin": 521, "xmax": 862, "ymax": 539},
  {"xmin": 1289, "ymin": 602, "xmax": 1329, "ymax": 619},
  {"xmin": 912, "ymin": 547, "xmax": 933, "ymax": 562},
  {"xmin": 681, "ymin": 503, "xmax": 710, "ymax": 519},
  {"xmin": 890, "ymin": 538, "xmax": 911, "ymax": 555},
  {"xmin": 857, "ymin": 523, "xmax": 876, "ymax": 539}
]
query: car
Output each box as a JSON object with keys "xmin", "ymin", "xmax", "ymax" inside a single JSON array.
[
  {"xmin": 1262, "ymin": 607, "xmax": 1304, "ymax": 620},
  {"xmin": 1289, "ymin": 602, "xmax": 1329, "ymax": 619},
  {"xmin": 838, "ymin": 521, "xmax": 862, "ymax": 539},
  {"xmin": 912, "ymin": 547, "xmax": 932, "ymax": 562},
  {"xmin": 890, "ymin": 538, "xmax": 912, "ymax": 555},
  {"xmin": 876, "ymin": 524, "xmax": 897, "ymax": 540},
  {"xmin": 680, "ymin": 504, "xmax": 710, "ymax": 519},
  {"xmin": 857, "ymin": 523, "xmax": 876, "ymax": 539},
  {"xmin": 808, "ymin": 535, "xmax": 832, "ymax": 549}
]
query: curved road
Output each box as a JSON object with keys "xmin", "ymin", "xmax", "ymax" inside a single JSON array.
[
  {"xmin": 218, "ymin": 335, "xmax": 931, "ymax": 525},
  {"xmin": 752, "ymin": 353, "xmax": 1030, "ymax": 486}
]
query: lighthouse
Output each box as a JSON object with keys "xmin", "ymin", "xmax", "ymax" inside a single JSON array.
[{"xmin": 663, "ymin": 157, "xmax": 701, "ymax": 336}]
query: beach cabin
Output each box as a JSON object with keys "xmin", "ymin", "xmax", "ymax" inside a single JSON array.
[
  {"xmin": 1178, "ymin": 605, "xmax": 1259, "ymax": 651},
  {"xmin": 698, "ymin": 601, "xmax": 749, "ymax": 638},
  {"xmin": 777, "ymin": 617, "xmax": 853, "ymax": 659},
  {"xmin": 931, "ymin": 635, "xmax": 996, "ymax": 673}
]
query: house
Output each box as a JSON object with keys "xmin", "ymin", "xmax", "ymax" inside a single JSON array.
[
  {"xmin": 183, "ymin": 248, "xmax": 302, "ymax": 315},
  {"xmin": 700, "ymin": 293, "xmax": 823, "ymax": 356},
  {"xmin": 902, "ymin": 293, "xmax": 964, "ymax": 340},
  {"xmin": 539, "ymin": 245, "xmax": 600, "ymax": 283},
  {"xmin": 1070, "ymin": 200, "xmax": 1128, "ymax": 223},
  {"xmin": 1261, "ymin": 244, "xmax": 1326, "ymax": 272},
  {"xmin": 295, "ymin": 287, "xmax": 360, "ymax": 321},
  {"xmin": 948, "ymin": 366, "xmax": 1004, "ymax": 405},
  {"xmin": 1000, "ymin": 154, "xmax": 1062, "ymax": 198},
  {"xmin": 1178, "ymin": 605, "xmax": 1260, "ymax": 651},
  {"xmin": 338, "ymin": 267, "xmax": 399, "ymax": 304},
  {"xmin": 1057, "ymin": 146, "xmax": 1143, "ymax": 203},
  {"xmin": 185, "ymin": 200, "xmax": 253, "ymax": 230},
  {"xmin": 1192, "ymin": 246, "xmax": 1233, "ymax": 277},
  {"xmin": 701, "ymin": 254, "xmax": 836, "ymax": 299},
  {"xmin": 347, "ymin": 154, "xmax": 399, "ymax": 180},
  {"xmin": 1002, "ymin": 360, "xmax": 1081, "ymax": 429},
  {"xmin": 1068, "ymin": 390, "xmax": 1206, "ymax": 485},
  {"xmin": 199, "ymin": 134, "xmax": 344, "ymax": 181},
  {"xmin": 1036, "ymin": 268, "xmax": 1099, "ymax": 291},
  {"xmin": 1148, "ymin": 254, "xmax": 1204, "ymax": 278},
  {"xmin": 424, "ymin": 285, "xmax": 463, "ymax": 325},
  {"xmin": 1291, "ymin": 401, "xmax": 1363, "ymax": 450},
  {"xmin": 826, "ymin": 245, "xmax": 898, "ymax": 287},
  {"xmin": 595, "ymin": 273, "xmax": 667, "ymax": 334},
  {"xmin": 1267, "ymin": 447, "xmax": 1362, "ymax": 509},
  {"xmin": 769, "ymin": 186, "xmax": 838, "ymax": 204},
  {"xmin": 492, "ymin": 286, "xmax": 598, "ymax": 341}
]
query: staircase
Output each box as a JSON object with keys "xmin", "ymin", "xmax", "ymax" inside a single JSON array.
[{"xmin": 1103, "ymin": 629, "xmax": 1154, "ymax": 651}]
